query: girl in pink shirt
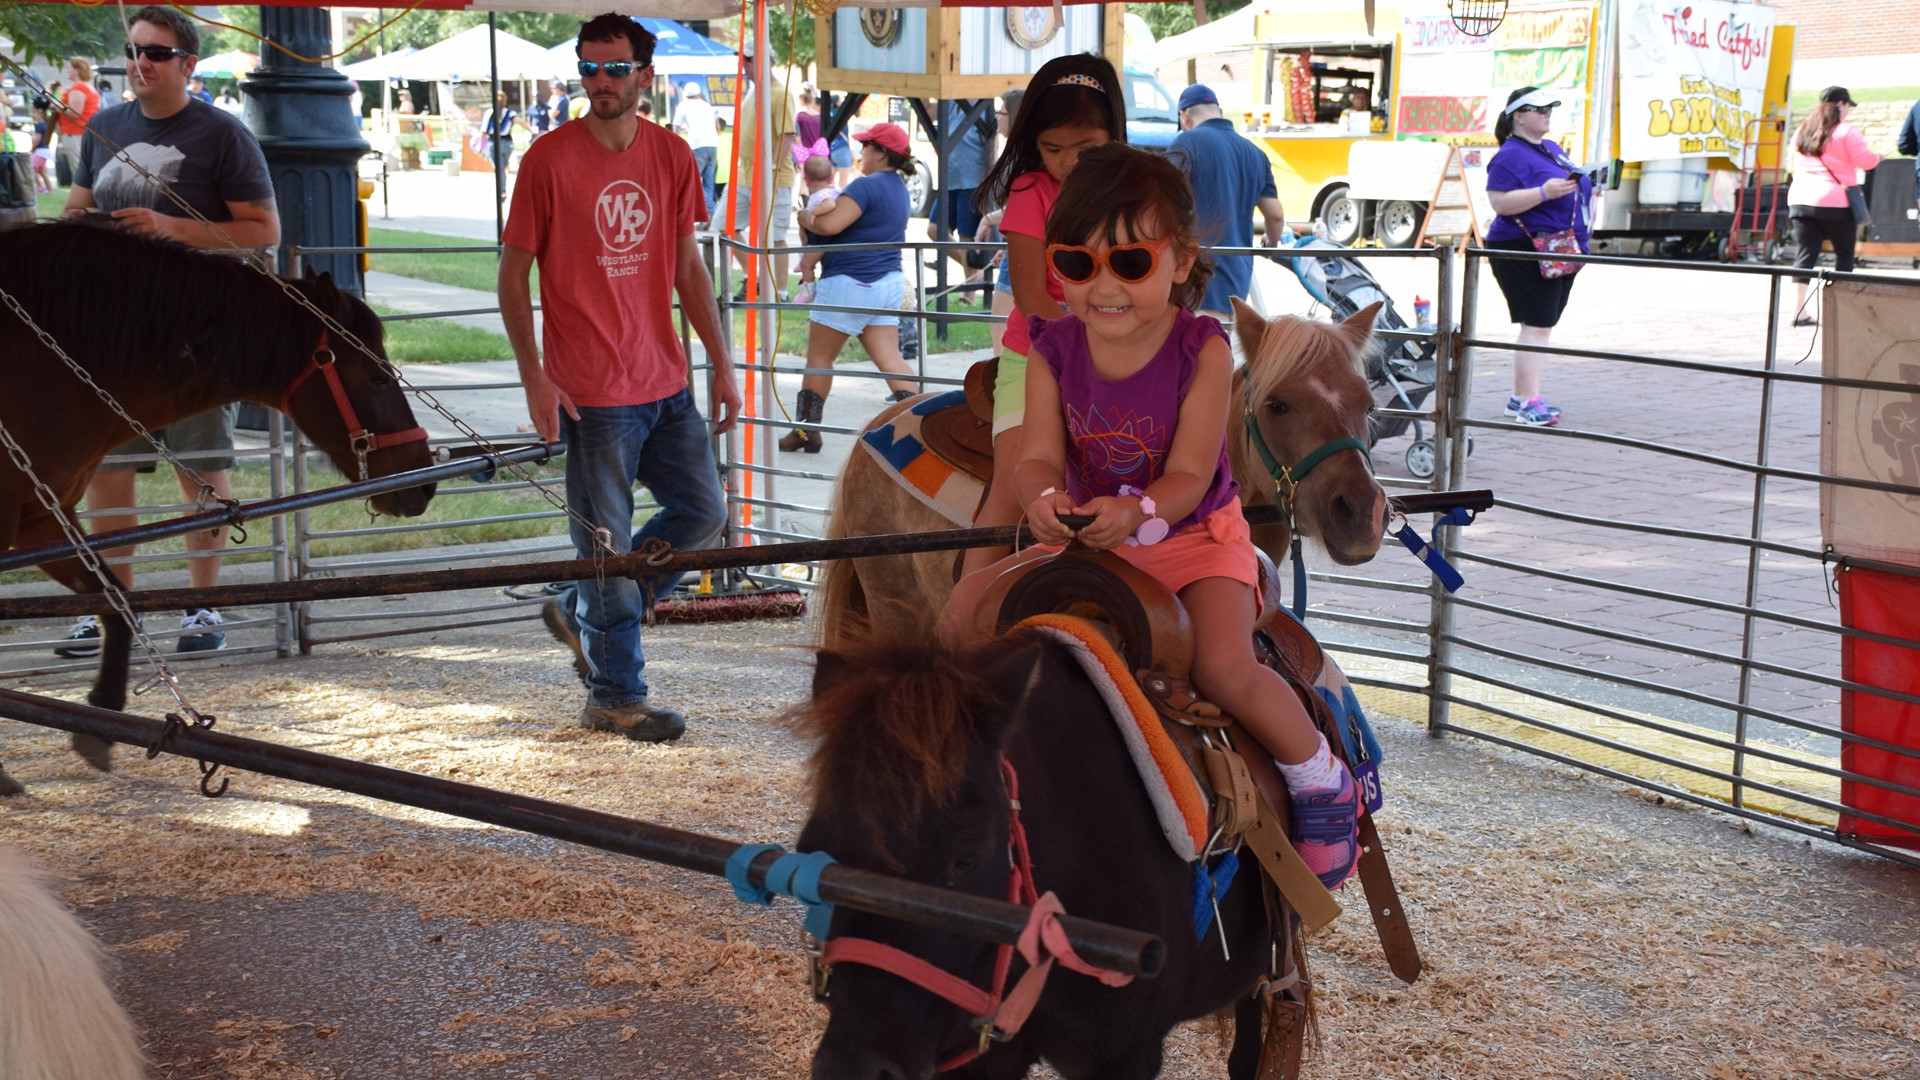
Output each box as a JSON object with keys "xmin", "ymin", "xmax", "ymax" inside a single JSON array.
[
  {"xmin": 1787, "ymin": 86, "xmax": 1881, "ymax": 325},
  {"xmin": 962, "ymin": 54, "xmax": 1127, "ymax": 581}
]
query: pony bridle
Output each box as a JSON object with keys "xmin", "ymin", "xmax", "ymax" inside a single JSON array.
[
  {"xmin": 812, "ymin": 761, "xmax": 1132, "ymax": 1071},
  {"xmin": 1240, "ymin": 379, "xmax": 1371, "ymax": 525},
  {"xmin": 280, "ymin": 332, "xmax": 428, "ymax": 481}
]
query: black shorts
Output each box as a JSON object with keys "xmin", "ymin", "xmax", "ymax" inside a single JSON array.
[{"xmin": 1487, "ymin": 235, "xmax": 1579, "ymax": 329}]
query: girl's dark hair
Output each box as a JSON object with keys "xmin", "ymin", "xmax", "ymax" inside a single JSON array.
[
  {"xmin": 975, "ymin": 53, "xmax": 1126, "ymax": 214},
  {"xmin": 1045, "ymin": 143, "xmax": 1212, "ymax": 312},
  {"xmin": 1793, "ymin": 100, "xmax": 1845, "ymax": 157},
  {"xmin": 1492, "ymin": 86, "xmax": 1537, "ymax": 145}
]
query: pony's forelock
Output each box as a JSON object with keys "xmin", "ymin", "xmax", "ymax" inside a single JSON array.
[
  {"xmin": 792, "ymin": 628, "xmax": 1019, "ymax": 861},
  {"xmin": 1242, "ymin": 314, "xmax": 1368, "ymax": 406}
]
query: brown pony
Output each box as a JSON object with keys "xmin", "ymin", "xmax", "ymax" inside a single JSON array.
[
  {"xmin": 817, "ymin": 299, "xmax": 1387, "ymax": 646},
  {"xmin": 0, "ymin": 222, "xmax": 437, "ymax": 793}
]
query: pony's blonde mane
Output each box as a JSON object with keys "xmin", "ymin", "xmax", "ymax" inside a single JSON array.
[
  {"xmin": 0, "ymin": 847, "xmax": 146, "ymax": 1080},
  {"xmin": 1240, "ymin": 314, "xmax": 1369, "ymax": 408}
]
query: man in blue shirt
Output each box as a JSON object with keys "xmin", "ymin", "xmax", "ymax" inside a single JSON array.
[
  {"xmin": 1170, "ymin": 84, "xmax": 1286, "ymax": 336},
  {"xmin": 926, "ymin": 98, "xmax": 993, "ymax": 277}
]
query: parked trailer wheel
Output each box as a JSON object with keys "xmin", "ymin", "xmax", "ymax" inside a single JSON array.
[
  {"xmin": 1376, "ymin": 200, "xmax": 1425, "ymax": 249},
  {"xmin": 1321, "ymin": 185, "xmax": 1364, "ymax": 246}
]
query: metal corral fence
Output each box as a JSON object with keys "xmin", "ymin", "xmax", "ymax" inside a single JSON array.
[
  {"xmin": 8, "ymin": 234, "xmax": 1916, "ymax": 865},
  {"xmin": 1321, "ymin": 248, "xmax": 1920, "ymax": 867}
]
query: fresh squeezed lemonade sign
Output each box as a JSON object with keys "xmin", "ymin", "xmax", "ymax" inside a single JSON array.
[{"xmin": 1620, "ymin": 0, "xmax": 1776, "ymax": 161}]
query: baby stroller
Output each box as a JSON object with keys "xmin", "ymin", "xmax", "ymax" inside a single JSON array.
[{"xmin": 1275, "ymin": 237, "xmax": 1458, "ymax": 478}]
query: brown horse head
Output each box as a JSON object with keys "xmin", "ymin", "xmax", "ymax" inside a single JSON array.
[
  {"xmin": 1227, "ymin": 297, "xmax": 1387, "ymax": 566},
  {"xmin": 283, "ymin": 270, "xmax": 436, "ymax": 518}
]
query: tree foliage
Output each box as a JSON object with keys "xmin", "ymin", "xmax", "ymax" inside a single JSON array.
[
  {"xmin": 0, "ymin": 1, "xmax": 132, "ymax": 67},
  {"xmin": 1128, "ymin": 1, "xmax": 1250, "ymax": 45}
]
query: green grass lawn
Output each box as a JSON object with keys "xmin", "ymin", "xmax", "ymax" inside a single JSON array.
[
  {"xmin": 0, "ymin": 456, "xmax": 573, "ymax": 586},
  {"xmin": 368, "ymin": 226, "xmax": 534, "ymax": 298},
  {"xmin": 372, "ymin": 305, "xmax": 514, "ymax": 364},
  {"xmin": 1789, "ymin": 85, "xmax": 1920, "ymax": 114}
]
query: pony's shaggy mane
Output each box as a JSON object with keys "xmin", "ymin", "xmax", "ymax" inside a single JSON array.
[
  {"xmin": 0, "ymin": 222, "xmax": 349, "ymax": 385},
  {"xmin": 1239, "ymin": 314, "xmax": 1368, "ymax": 409},
  {"xmin": 793, "ymin": 624, "xmax": 1036, "ymax": 857}
]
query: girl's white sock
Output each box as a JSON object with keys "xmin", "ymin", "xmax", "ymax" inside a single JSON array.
[{"xmin": 1275, "ymin": 734, "xmax": 1343, "ymax": 794}]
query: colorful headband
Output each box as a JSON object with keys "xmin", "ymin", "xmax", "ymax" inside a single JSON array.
[{"xmin": 1054, "ymin": 74, "xmax": 1106, "ymax": 93}]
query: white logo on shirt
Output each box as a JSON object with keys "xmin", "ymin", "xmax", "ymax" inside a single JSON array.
[{"xmin": 595, "ymin": 180, "xmax": 653, "ymax": 252}]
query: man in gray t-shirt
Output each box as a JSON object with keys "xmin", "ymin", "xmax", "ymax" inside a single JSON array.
[{"xmin": 56, "ymin": 4, "xmax": 282, "ymax": 659}]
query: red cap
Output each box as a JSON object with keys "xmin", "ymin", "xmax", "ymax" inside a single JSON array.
[{"xmin": 854, "ymin": 122, "xmax": 910, "ymax": 155}]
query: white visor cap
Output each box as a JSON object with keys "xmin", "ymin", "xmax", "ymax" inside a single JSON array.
[{"xmin": 1504, "ymin": 88, "xmax": 1564, "ymax": 114}]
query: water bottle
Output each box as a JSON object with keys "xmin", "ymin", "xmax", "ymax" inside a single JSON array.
[{"xmin": 1413, "ymin": 294, "xmax": 1432, "ymax": 331}]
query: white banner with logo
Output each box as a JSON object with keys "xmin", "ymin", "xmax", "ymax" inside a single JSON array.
[{"xmin": 1619, "ymin": 0, "xmax": 1777, "ymax": 162}]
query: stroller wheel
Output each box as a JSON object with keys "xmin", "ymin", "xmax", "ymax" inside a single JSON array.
[{"xmin": 1406, "ymin": 440, "xmax": 1437, "ymax": 479}]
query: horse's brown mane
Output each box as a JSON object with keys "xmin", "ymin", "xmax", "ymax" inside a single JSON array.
[
  {"xmin": 792, "ymin": 622, "xmax": 1034, "ymax": 855},
  {"xmin": 1239, "ymin": 313, "xmax": 1368, "ymax": 408},
  {"xmin": 0, "ymin": 222, "xmax": 330, "ymax": 385}
]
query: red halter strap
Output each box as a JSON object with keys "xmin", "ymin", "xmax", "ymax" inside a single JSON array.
[
  {"xmin": 280, "ymin": 332, "xmax": 428, "ymax": 473},
  {"xmin": 817, "ymin": 760, "xmax": 1133, "ymax": 1071}
]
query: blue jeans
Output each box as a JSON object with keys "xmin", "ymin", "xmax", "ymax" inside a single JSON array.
[
  {"xmin": 561, "ymin": 390, "xmax": 727, "ymax": 708},
  {"xmin": 693, "ymin": 146, "xmax": 718, "ymax": 216}
]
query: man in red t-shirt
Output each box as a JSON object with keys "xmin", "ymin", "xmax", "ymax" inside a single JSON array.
[
  {"xmin": 55, "ymin": 56, "xmax": 102, "ymax": 188},
  {"xmin": 499, "ymin": 13, "xmax": 741, "ymax": 744}
]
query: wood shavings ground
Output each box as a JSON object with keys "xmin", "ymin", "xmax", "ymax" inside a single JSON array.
[{"xmin": 0, "ymin": 613, "xmax": 1914, "ymax": 1078}]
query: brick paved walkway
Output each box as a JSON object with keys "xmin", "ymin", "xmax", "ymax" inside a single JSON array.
[{"xmin": 1281, "ymin": 253, "xmax": 1919, "ymax": 760}]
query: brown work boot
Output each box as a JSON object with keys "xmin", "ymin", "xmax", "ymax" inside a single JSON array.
[
  {"xmin": 580, "ymin": 699, "xmax": 686, "ymax": 743},
  {"xmin": 541, "ymin": 600, "xmax": 590, "ymax": 686}
]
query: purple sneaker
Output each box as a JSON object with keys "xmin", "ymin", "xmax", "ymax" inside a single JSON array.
[{"xmin": 1289, "ymin": 765, "xmax": 1361, "ymax": 890}]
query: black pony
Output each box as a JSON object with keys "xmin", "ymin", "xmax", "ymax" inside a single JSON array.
[
  {"xmin": 796, "ymin": 625, "xmax": 1290, "ymax": 1079},
  {"xmin": 0, "ymin": 222, "xmax": 436, "ymax": 792}
]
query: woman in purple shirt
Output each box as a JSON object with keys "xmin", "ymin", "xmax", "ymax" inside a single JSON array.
[{"xmin": 1484, "ymin": 86, "xmax": 1593, "ymax": 427}]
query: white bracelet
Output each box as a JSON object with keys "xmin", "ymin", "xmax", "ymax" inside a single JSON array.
[{"xmin": 1038, "ymin": 487, "xmax": 1057, "ymax": 499}]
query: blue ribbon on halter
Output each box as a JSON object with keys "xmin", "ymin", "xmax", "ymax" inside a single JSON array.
[
  {"xmin": 1392, "ymin": 507, "xmax": 1475, "ymax": 593},
  {"xmin": 726, "ymin": 844, "xmax": 839, "ymax": 940}
]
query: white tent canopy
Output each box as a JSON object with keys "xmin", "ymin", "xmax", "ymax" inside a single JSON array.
[
  {"xmin": 1152, "ymin": 5, "xmax": 1265, "ymax": 71},
  {"xmin": 336, "ymin": 24, "xmax": 554, "ymax": 82}
]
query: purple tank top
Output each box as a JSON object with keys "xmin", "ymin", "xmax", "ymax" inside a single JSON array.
[{"xmin": 1030, "ymin": 308, "xmax": 1239, "ymax": 534}]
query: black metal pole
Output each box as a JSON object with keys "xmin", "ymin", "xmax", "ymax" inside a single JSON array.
[
  {"xmin": 0, "ymin": 492, "xmax": 1492, "ymax": 620},
  {"xmin": 0, "ymin": 444, "xmax": 562, "ymax": 574},
  {"xmin": 0, "ymin": 687, "xmax": 1164, "ymax": 979}
]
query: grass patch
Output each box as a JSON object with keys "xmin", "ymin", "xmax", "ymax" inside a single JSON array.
[
  {"xmin": 363, "ymin": 225, "xmax": 999, "ymax": 358},
  {"xmin": 1789, "ymin": 85, "xmax": 1920, "ymax": 114},
  {"xmin": 0, "ymin": 457, "xmax": 573, "ymax": 586},
  {"xmin": 372, "ymin": 305, "xmax": 513, "ymax": 364},
  {"xmin": 368, "ymin": 226, "xmax": 534, "ymax": 298},
  {"xmin": 37, "ymin": 190, "xmax": 65, "ymax": 218},
  {"xmin": 735, "ymin": 281, "xmax": 999, "ymax": 360}
]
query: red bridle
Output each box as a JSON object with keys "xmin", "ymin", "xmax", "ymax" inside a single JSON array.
[
  {"xmin": 279, "ymin": 331, "xmax": 428, "ymax": 480},
  {"xmin": 817, "ymin": 760, "xmax": 1133, "ymax": 1071}
]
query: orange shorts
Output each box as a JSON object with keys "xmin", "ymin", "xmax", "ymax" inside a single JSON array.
[{"xmin": 1112, "ymin": 500, "xmax": 1259, "ymax": 597}]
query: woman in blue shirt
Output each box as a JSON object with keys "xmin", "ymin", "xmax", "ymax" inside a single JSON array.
[
  {"xmin": 1484, "ymin": 86, "xmax": 1593, "ymax": 427},
  {"xmin": 779, "ymin": 122, "xmax": 920, "ymax": 454}
]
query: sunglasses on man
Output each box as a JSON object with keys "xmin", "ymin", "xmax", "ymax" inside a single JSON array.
[
  {"xmin": 125, "ymin": 43, "xmax": 191, "ymax": 63},
  {"xmin": 1045, "ymin": 238, "xmax": 1168, "ymax": 285},
  {"xmin": 577, "ymin": 59, "xmax": 640, "ymax": 79}
]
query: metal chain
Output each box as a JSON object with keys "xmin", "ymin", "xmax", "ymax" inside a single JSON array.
[
  {"xmin": 2, "ymin": 287, "xmax": 236, "ymax": 517},
  {"xmin": 0, "ymin": 417, "xmax": 209, "ymax": 724},
  {"xmin": 3, "ymin": 56, "xmax": 613, "ymax": 557}
]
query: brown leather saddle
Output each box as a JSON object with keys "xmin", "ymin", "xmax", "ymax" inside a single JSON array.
[
  {"xmin": 973, "ymin": 546, "xmax": 1422, "ymax": 983},
  {"xmin": 914, "ymin": 359, "xmax": 999, "ymax": 485}
]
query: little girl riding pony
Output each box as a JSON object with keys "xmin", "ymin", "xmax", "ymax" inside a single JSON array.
[{"xmin": 944, "ymin": 143, "xmax": 1360, "ymax": 889}]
